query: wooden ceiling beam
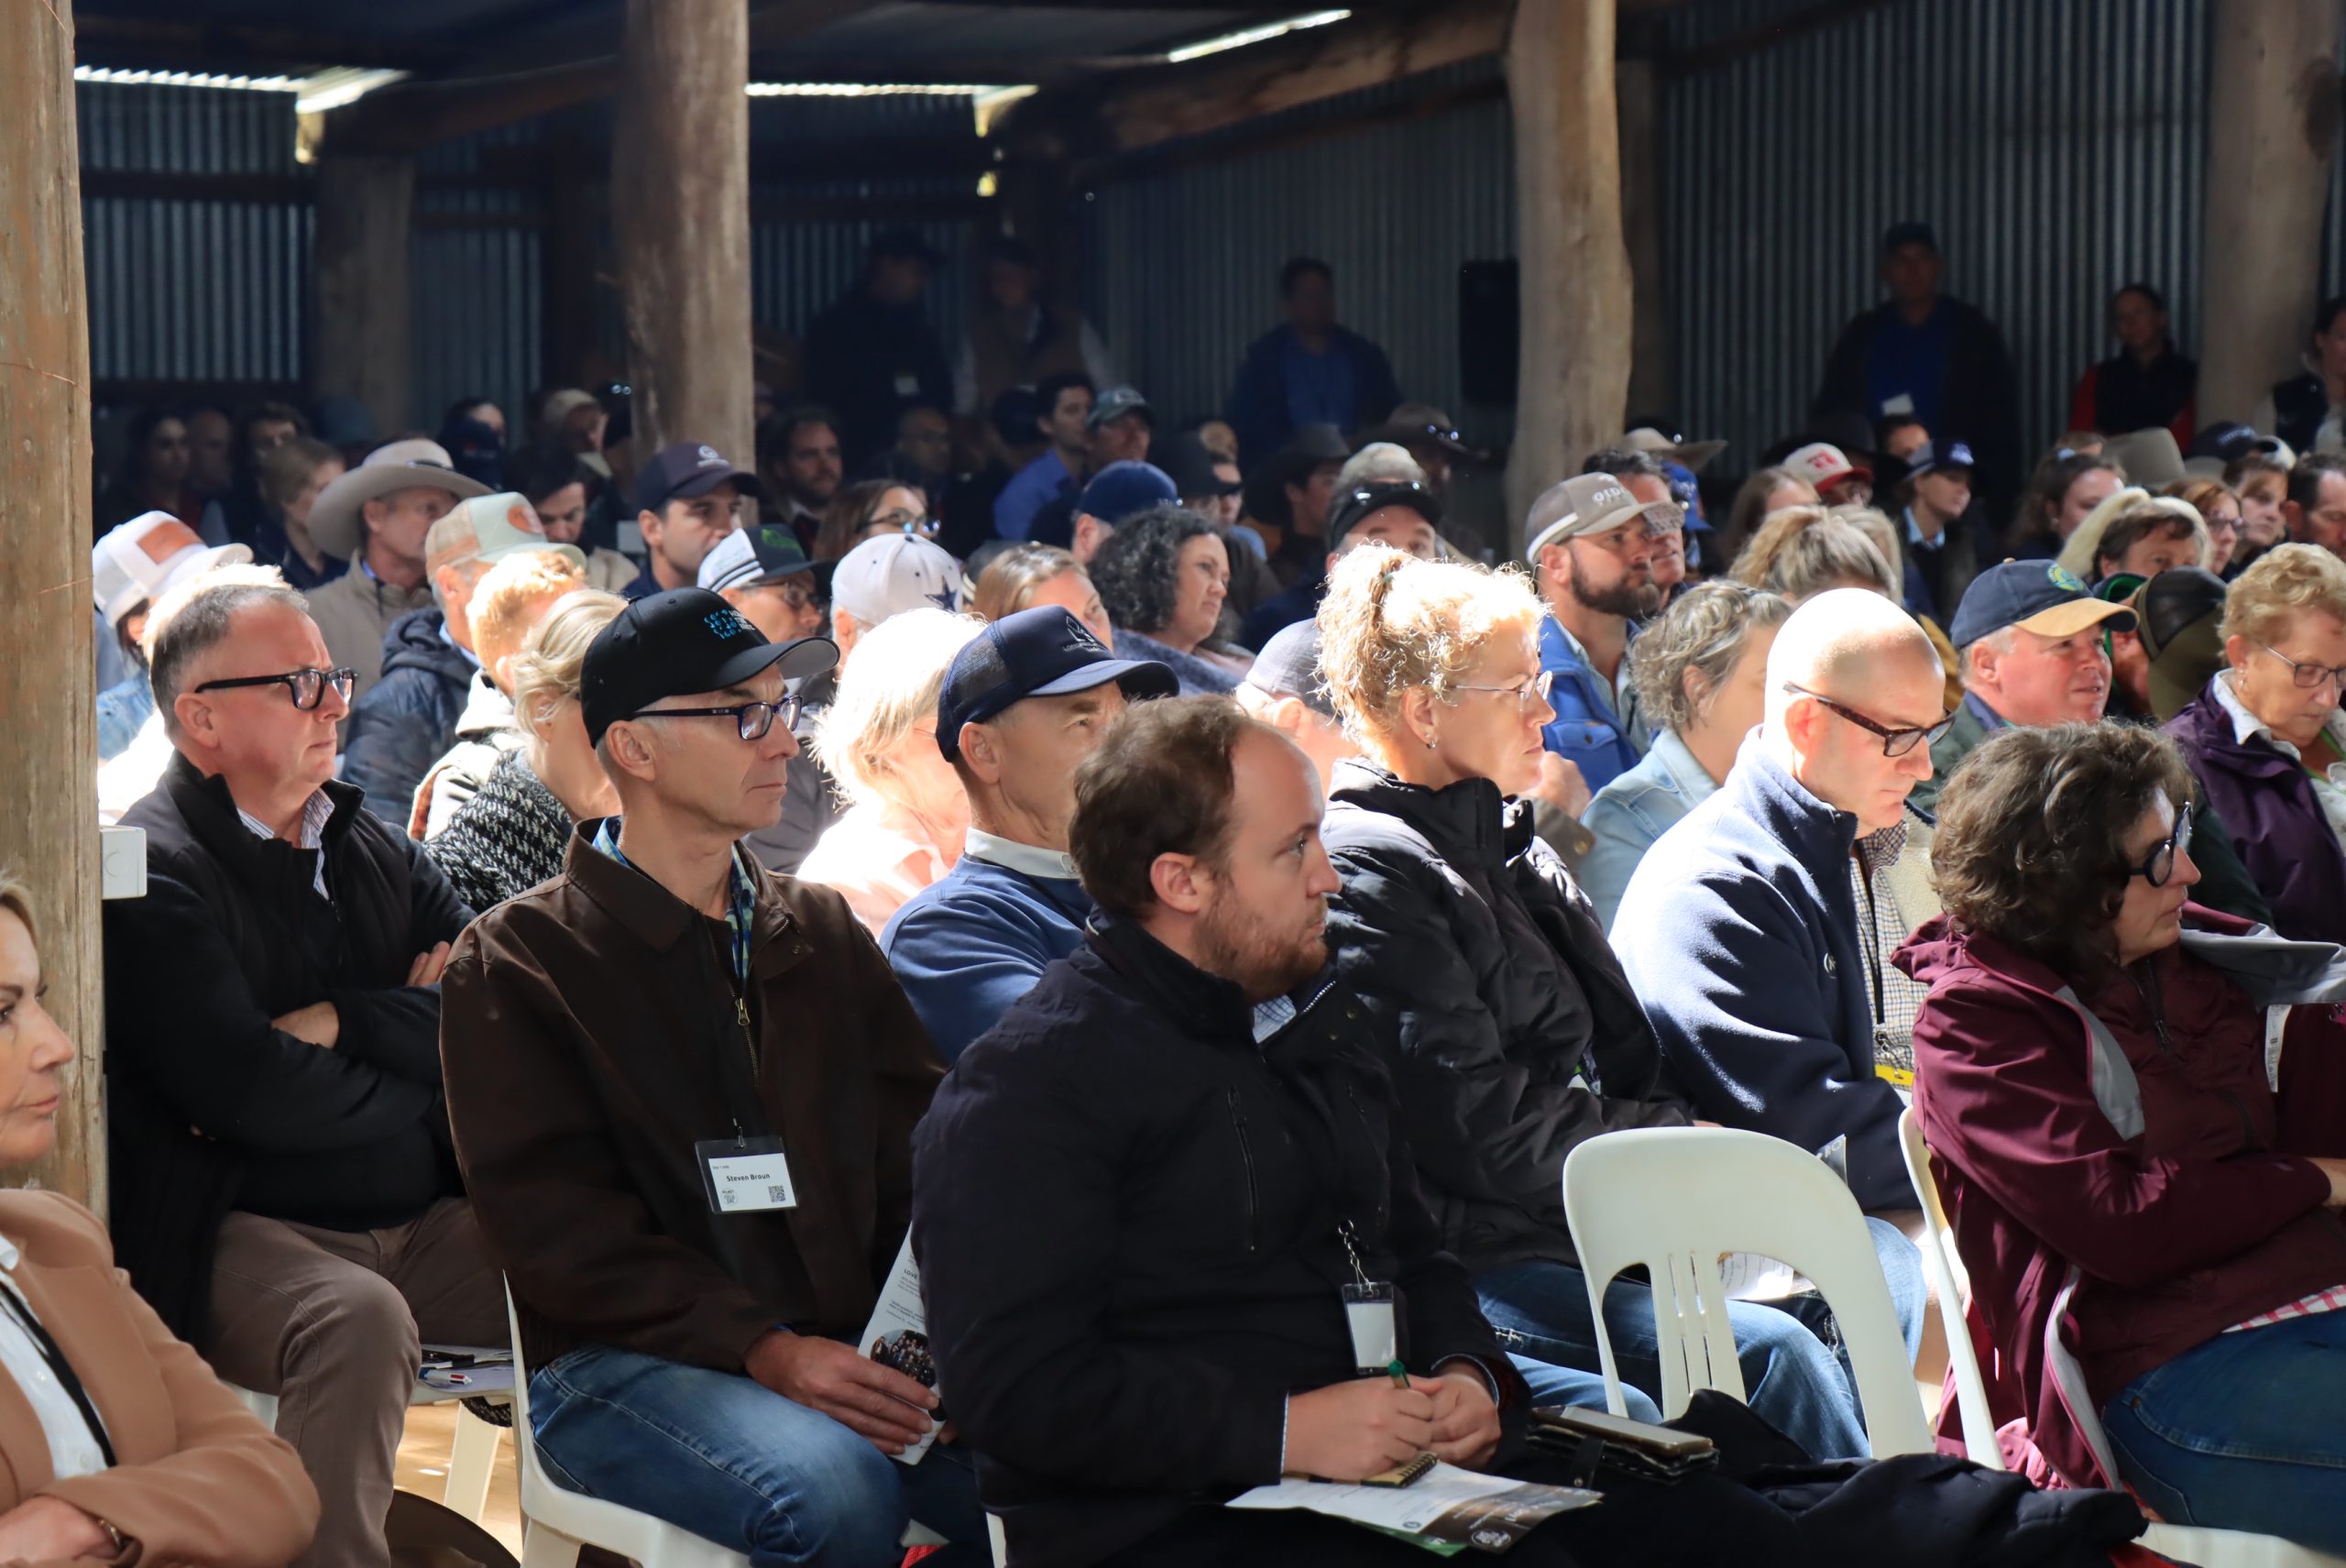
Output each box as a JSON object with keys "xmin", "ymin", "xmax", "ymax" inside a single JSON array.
[{"xmin": 71, "ymin": 16, "xmax": 462, "ymax": 74}]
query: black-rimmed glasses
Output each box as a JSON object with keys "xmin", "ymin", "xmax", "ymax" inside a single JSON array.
[
  {"xmin": 2255, "ymin": 642, "xmax": 2346, "ymax": 692},
  {"xmin": 1781, "ymin": 683, "xmax": 1956, "ymax": 758},
  {"xmin": 193, "ymin": 666, "xmax": 356, "ymax": 711},
  {"xmin": 630, "ymin": 696, "xmax": 802, "ymax": 741},
  {"xmin": 2129, "ymin": 806, "xmax": 2195, "ymax": 887}
]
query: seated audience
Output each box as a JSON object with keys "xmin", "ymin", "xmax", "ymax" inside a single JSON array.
[
  {"xmin": 2284, "ymin": 451, "xmax": 2346, "ymax": 561},
  {"xmin": 422, "ymin": 589, "xmax": 627, "ymax": 911},
  {"xmin": 99, "ymin": 563, "xmax": 280, "ymax": 826},
  {"xmin": 697, "ymin": 522, "xmax": 825, "ymax": 645},
  {"xmin": 442, "ymin": 588, "xmax": 985, "ymax": 1565},
  {"xmin": 816, "ymin": 477, "xmax": 939, "ymax": 561},
  {"xmin": 760, "ymin": 404, "xmax": 847, "ymax": 554},
  {"xmin": 1732, "ymin": 508, "xmax": 1901, "ymax": 603},
  {"xmin": 409, "ymin": 547, "xmax": 584, "ymax": 839},
  {"xmin": 993, "ymin": 373, "xmax": 1094, "ymax": 543},
  {"xmin": 2055, "ymin": 491, "xmax": 2206, "ymax": 585},
  {"xmin": 2009, "ymin": 448, "xmax": 2124, "ymax": 561},
  {"xmin": 2251, "ymin": 291, "xmax": 2346, "ymax": 456},
  {"xmin": 1028, "ymin": 387, "xmax": 1156, "ymax": 551},
  {"xmin": 1089, "ymin": 505, "xmax": 1244, "ymax": 693},
  {"xmin": 2066, "ymin": 281, "xmax": 2198, "ymax": 445},
  {"xmin": 1313, "ymin": 546, "xmax": 1887, "ymax": 1459},
  {"xmin": 1232, "ymin": 620, "xmax": 1359, "ymax": 788},
  {"xmin": 2164, "ymin": 476, "xmax": 2242, "ymax": 576},
  {"xmin": 103, "ymin": 576, "xmax": 498, "ymax": 1568},
  {"xmin": 2168, "ymin": 543, "xmax": 2346, "ymax": 945},
  {"xmin": 625, "ymin": 441, "xmax": 758, "ymax": 598},
  {"xmin": 1781, "ymin": 442, "xmax": 1873, "ymax": 509},
  {"xmin": 341, "ymin": 492, "xmax": 580, "ymax": 820},
  {"xmin": 302, "ymin": 439, "xmax": 491, "ymax": 707},
  {"xmin": 1241, "ymin": 477, "xmax": 1443, "ymax": 648},
  {"xmin": 1903, "ymin": 723, "xmax": 2346, "ymax": 1549},
  {"xmin": 1151, "ymin": 428, "xmax": 1244, "ymax": 530},
  {"xmin": 1613, "ymin": 589, "xmax": 1944, "ymax": 1214},
  {"xmin": 1235, "ymin": 422, "xmax": 1349, "ymax": 588},
  {"xmin": 1721, "ymin": 463, "xmax": 1820, "ymax": 560},
  {"xmin": 0, "ymin": 873, "xmax": 320, "ymax": 1566},
  {"xmin": 507, "ymin": 440, "xmax": 635, "ymax": 593},
  {"xmin": 882, "ymin": 608, "xmax": 1176, "ymax": 1061},
  {"xmin": 969, "ymin": 542, "xmax": 1115, "ymax": 645},
  {"xmin": 1584, "ymin": 447, "xmax": 1693, "ymax": 603},
  {"xmin": 1526, "ymin": 473, "xmax": 1674, "ymax": 790},
  {"xmin": 1927, "ymin": 560, "xmax": 2268, "ymax": 927},
  {"xmin": 1887, "ymin": 440, "xmax": 1980, "ymax": 621},
  {"xmin": 2127, "ymin": 566, "xmax": 2231, "ymax": 722},
  {"xmin": 249, "ymin": 436, "xmax": 348, "ymax": 591},
  {"xmin": 1581, "ymin": 581, "xmax": 1792, "ymax": 929},
  {"xmin": 800, "ymin": 609, "xmax": 987, "ymax": 934},
  {"xmin": 2225, "ymin": 445, "xmax": 2292, "ymax": 572},
  {"xmin": 93, "ymin": 514, "xmax": 251, "ymax": 762},
  {"xmin": 913, "ymin": 696, "xmax": 1603, "ymax": 1568},
  {"xmin": 1059, "ymin": 460, "xmax": 1179, "ymax": 567}
]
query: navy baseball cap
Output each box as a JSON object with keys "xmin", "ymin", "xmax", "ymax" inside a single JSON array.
[
  {"xmin": 1948, "ymin": 559, "xmax": 2136, "ymax": 651},
  {"xmin": 581, "ymin": 587, "xmax": 838, "ymax": 748},
  {"xmin": 1244, "ymin": 620, "xmax": 1339, "ymax": 720},
  {"xmin": 937, "ymin": 607, "xmax": 1176, "ymax": 761},
  {"xmin": 1078, "ymin": 461, "xmax": 1178, "ymax": 524},
  {"xmin": 636, "ymin": 441, "xmax": 765, "ymax": 514},
  {"xmin": 1087, "ymin": 386, "xmax": 1152, "ymax": 432},
  {"xmin": 1880, "ymin": 220, "xmax": 1939, "ymax": 256},
  {"xmin": 1906, "ymin": 440, "xmax": 1975, "ymax": 480}
]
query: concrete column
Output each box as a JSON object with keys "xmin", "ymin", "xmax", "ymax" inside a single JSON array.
[
  {"xmin": 612, "ymin": 0, "xmax": 753, "ymax": 461},
  {"xmin": 2199, "ymin": 0, "xmax": 2341, "ymax": 423},
  {"xmin": 1506, "ymin": 0, "xmax": 1632, "ymax": 549},
  {"xmin": 0, "ymin": 0, "xmax": 103, "ymax": 1208},
  {"xmin": 312, "ymin": 154, "xmax": 415, "ymax": 440}
]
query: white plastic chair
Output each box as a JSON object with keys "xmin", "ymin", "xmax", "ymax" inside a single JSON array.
[
  {"xmin": 229, "ymin": 1377, "xmax": 508, "ymax": 1523},
  {"xmin": 1898, "ymin": 1109, "xmax": 2346, "ymax": 1568},
  {"xmin": 1559, "ymin": 1124, "xmax": 1932, "ymax": 1456}
]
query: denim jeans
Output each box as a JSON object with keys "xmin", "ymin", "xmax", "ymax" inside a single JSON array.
[
  {"xmin": 1507, "ymin": 1353, "xmax": 1663, "ymax": 1422},
  {"xmin": 530, "ymin": 1342, "xmax": 991, "ymax": 1568},
  {"xmin": 1474, "ymin": 1219, "xmax": 1927, "ymax": 1463},
  {"xmin": 2103, "ymin": 1309, "xmax": 2346, "ymax": 1552}
]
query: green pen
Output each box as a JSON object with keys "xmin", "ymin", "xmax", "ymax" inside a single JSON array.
[{"xmin": 1387, "ymin": 1358, "xmax": 1409, "ymax": 1388}]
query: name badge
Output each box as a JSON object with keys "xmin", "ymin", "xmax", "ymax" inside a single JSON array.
[
  {"xmin": 695, "ymin": 1136, "xmax": 797, "ymax": 1213},
  {"xmin": 893, "ymin": 372, "xmax": 922, "ymax": 397},
  {"xmin": 1342, "ymin": 1280, "xmax": 1399, "ymax": 1372}
]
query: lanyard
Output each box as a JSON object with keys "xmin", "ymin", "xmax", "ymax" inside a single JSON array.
[{"xmin": 0, "ymin": 1285, "xmax": 114, "ymax": 1469}]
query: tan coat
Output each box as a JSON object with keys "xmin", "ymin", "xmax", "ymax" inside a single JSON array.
[
  {"xmin": 302, "ymin": 556, "xmax": 434, "ymax": 708},
  {"xmin": 0, "ymin": 1191, "xmax": 318, "ymax": 1567}
]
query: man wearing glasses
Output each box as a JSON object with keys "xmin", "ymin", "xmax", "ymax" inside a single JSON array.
[
  {"xmin": 441, "ymin": 588, "xmax": 986, "ymax": 1563},
  {"xmin": 1612, "ymin": 591, "xmax": 1943, "ymax": 1354},
  {"xmin": 625, "ymin": 441, "xmax": 762, "ymax": 600},
  {"xmin": 102, "ymin": 575, "xmax": 496, "ymax": 1568},
  {"xmin": 1524, "ymin": 470, "xmax": 1677, "ymax": 793}
]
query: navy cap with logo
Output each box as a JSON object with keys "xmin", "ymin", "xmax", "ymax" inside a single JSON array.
[
  {"xmin": 936, "ymin": 607, "xmax": 1177, "ymax": 762},
  {"xmin": 1948, "ymin": 558, "xmax": 2136, "ymax": 651},
  {"xmin": 1905, "ymin": 440, "xmax": 1975, "ymax": 480},
  {"xmin": 1078, "ymin": 461, "xmax": 1178, "ymax": 524},
  {"xmin": 1087, "ymin": 386, "xmax": 1152, "ymax": 432},
  {"xmin": 580, "ymin": 587, "xmax": 839, "ymax": 748},
  {"xmin": 636, "ymin": 441, "xmax": 766, "ymax": 515}
]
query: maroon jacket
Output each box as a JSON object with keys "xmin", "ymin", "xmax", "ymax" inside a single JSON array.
[{"xmin": 1896, "ymin": 908, "xmax": 2346, "ymax": 1487}]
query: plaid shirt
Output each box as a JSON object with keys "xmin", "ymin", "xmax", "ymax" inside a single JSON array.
[
  {"xmin": 1847, "ymin": 818, "xmax": 1928, "ymax": 1098},
  {"xmin": 2230, "ymin": 1284, "xmax": 2346, "ymax": 1334}
]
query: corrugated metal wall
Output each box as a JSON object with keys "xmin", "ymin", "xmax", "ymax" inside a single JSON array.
[
  {"xmin": 414, "ymin": 124, "xmax": 545, "ymax": 433},
  {"xmin": 1085, "ymin": 59, "xmax": 1516, "ymax": 444},
  {"xmin": 1658, "ymin": 0, "xmax": 2212, "ymax": 474},
  {"xmin": 77, "ymin": 82, "xmax": 309, "ymax": 388}
]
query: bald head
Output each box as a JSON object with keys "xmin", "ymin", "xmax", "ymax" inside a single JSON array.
[{"xmin": 1765, "ymin": 588, "xmax": 1946, "ymax": 830}]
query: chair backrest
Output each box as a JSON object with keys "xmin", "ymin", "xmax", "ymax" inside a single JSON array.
[
  {"xmin": 1561, "ymin": 1125, "xmax": 1932, "ymax": 1456},
  {"xmin": 1898, "ymin": 1108, "xmax": 2002, "ymax": 1469},
  {"xmin": 502, "ymin": 1280, "xmax": 534, "ymax": 1460}
]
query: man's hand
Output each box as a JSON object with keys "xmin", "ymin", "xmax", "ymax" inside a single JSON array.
[
  {"xmin": 407, "ymin": 943, "xmax": 453, "ymax": 987},
  {"xmin": 1418, "ymin": 1372, "xmax": 1501, "ymax": 1469},
  {"xmin": 1533, "ymin": 754, "xmax": 1592, "ymax": 820},
  {"xmin": 0, "ymin": 1496, "xmax": 119, "ymax": 1561},
  {"xmin": 270, "ymin": 1001, "xmax": 340, "ymax": 1049},
  {"xmin": 745, "ymin": 1331, "xmax": 937, "ymax": 1456},
  {"xmin": 1286, "ymin": 1379, "xmax": 1434, "ymax": 1481}
]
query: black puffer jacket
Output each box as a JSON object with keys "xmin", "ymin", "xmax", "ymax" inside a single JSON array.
[
  {"xmin": 1320, "ymin": 761, "xmax": 1692, "ymax": 1274},
  {"xmin": 341, "ymin": 607, "xmax": 472, "ymax": 822}
]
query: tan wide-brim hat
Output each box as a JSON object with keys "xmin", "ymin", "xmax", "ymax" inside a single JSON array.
[{"xmin": 309, "ymin": 439, "xmax": 493, "ymax": 561}]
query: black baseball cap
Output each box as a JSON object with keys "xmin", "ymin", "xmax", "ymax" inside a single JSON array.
[
  {"xmin": 1088, "ymin": 386, "xmax": 1152, "ymax": 432},
  {"xmin": 937, "ymin": 607, "xmax": 1176, "ymax": 762},
  {"xmin": 1328, "ymin": 480, "xmax": 1443, "ymax": 551},
  {"xmin": 1154, "ymin": 431, "xmax": 1240, "ymax": 499},
  {"xmin": 1880, "ymin": 220, "xmax": 1939, "ymax": 257},
  {"xmin": 581, "ymin": 587, "xmax": 839, "ymax": 748},
  {"xmin": 1947, "ymin": 559, "xmax": 2135, "ymax": 652},
  {"xmin": 636, "ymin": 441, "xmax": 764, "ymax": 515}
]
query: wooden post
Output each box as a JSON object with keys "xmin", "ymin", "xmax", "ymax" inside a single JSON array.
[
  {"xmin": 312, "ymin": 154, "xmax": 416, "ymax": 440},
  {"xmin": 2199, "ymin": 0, "xmax": 2341, "ymax": 423},
  {"xmin": 1617, "ymin": 53, "xmax": 1671, "ymax": 424},
  {"xmin": 0, "ymin": 0, "xmax": 102, "ymax": 1208},
  {"xmin": 1506, "ymin": 0, "xmax": 1632, "ymax": 549},
  {"xmin": 612, "ymin": 0, "xmax": 753, "ymax": 461}
]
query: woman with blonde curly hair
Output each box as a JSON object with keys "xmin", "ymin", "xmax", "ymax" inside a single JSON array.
[
  {"xmin": 2167, "ymin": 543, "xmax": 2346, "ymax": 943},
  {"xmin": 1313, "ymin": 543, "xmax": 1874, "ymax": 1459}
]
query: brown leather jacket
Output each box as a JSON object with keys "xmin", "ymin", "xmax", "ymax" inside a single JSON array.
[{"xmin": 441, "ymin": 826, "xmax": 941, "ymax": 1376}]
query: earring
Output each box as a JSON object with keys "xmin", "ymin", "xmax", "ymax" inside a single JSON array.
[{"xmin": 1424, "ymin": 731, "xmax": 1437, "ymax": 750}]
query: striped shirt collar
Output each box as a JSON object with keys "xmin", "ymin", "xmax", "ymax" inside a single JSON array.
[{"xmin": 238, "ymin": 789, "xmax": 335, "ymax": 898}]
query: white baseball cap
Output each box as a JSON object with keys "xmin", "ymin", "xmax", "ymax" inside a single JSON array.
[
  {"xmin": 830, "ymin": 534, "xmax": 965, "ymax": 627},
  {"xmin": 1783, "ymin": 442, "xmax": 1873, "ymax": 492},
  {"xmin": 92, "ymin": 513, "xmax": 251, "ymax": 630}
]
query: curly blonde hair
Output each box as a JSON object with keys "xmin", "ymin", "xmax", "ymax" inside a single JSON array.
[
  {"xmin": 471, "ymin": 550, "xmax": 586, "ymax": 675},
  {"xmin": 2221, "ymin": 543, "xmax": 2346, "ymax": 652},
  {"xmin": 1318, "ymin": 543, "xmax": 1545, "ymax": 745}
]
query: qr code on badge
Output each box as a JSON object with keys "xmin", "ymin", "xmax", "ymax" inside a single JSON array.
[{"xmin": 768, "ymin": 1185, "xmax": 791, "ymax": 1204}]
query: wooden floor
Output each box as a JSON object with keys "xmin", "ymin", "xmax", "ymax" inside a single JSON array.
[{"xmin": 395, "ymin": 1402, "xmax": 524, "ymax": 1557}]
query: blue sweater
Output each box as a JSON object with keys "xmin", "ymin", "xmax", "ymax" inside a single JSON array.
[
  {"xmin": 882, "ymin": 850, "xmax": 1093, "ymax": 1064},
  {"xmin": 1608, "ymin": 745, "xmax": 1913, "ymax": 1210}
]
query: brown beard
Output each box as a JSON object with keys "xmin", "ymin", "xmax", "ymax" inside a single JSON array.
[
  {"xmin": 1570, "ymin": 550, "xmax": 1664, "ymax": 620},
  {"xmin": 1195, "ymin": 887, "xmax": 1329, "ymax": 1003}
]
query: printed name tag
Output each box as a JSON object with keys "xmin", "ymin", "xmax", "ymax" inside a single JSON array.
[
  {"xmin": 1342, "ymin": 1280, "xmax": 1398, "ymax": 1372},
  {"xmin": 893, "ymin": 372, "xmax": 922, "ymax": 397},
  {"xmin": 695, "ymin": 1136, "xmax": 797, "ymax": 1213}
]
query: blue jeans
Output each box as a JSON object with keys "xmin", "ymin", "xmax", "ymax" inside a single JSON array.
[
  {"xmin": 1475, "ymin": 1219, "xmax": 1926, "ymax": 1463},
  {"xmin": 1507, "ymin": 1354, "xmax": 1663, "ymax": 1422},
  {"xmin": 530, "ymin": 1343, "xmax": 991, "ymax": 1568},
  {"xmin": 2103, "ymin": 1310, "xmax": 2346, "ymax": 1552}
]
